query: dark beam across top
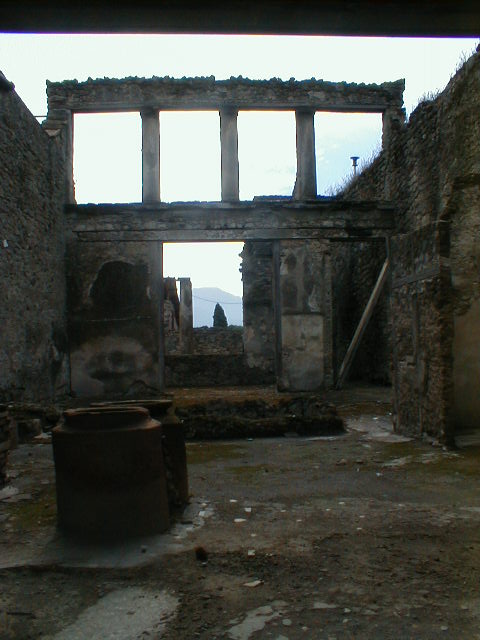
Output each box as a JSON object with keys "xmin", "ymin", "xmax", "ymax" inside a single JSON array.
[
  {"xmin": 1, "ymin": 0, "xmax": 479, "ymax": 36},
  {"xmin": 65, "ymin": 200, "xmax": 395, "ymax": 242}
]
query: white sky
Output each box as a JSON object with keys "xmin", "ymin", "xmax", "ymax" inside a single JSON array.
[{"xmin": 1, "ymin": 34, "xmax": 477, "ymax": 296}]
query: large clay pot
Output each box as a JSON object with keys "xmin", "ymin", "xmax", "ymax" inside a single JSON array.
[
  {"xmin": 91, "ymin": 398, "xmax": 189, "ymax": 508},
  {"xmin": 52, "ymin": 406, "xmax": 170, "ymax": 539}
]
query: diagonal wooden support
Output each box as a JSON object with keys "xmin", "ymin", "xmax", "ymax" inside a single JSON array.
[{"xmin": 336, "ymin": 255, "xmax": 390, "ymax": 389}]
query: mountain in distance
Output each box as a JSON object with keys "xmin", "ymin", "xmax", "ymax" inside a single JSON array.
[{"xmin": 192, "ymin": 287, "xmax": 243, "ymax": 327}]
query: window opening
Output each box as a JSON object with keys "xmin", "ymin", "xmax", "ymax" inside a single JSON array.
[
  {"xmin": 314, "ymin": 112, "xmax": 383, "ymax": 196},
  {"xmin": 237, "ymin": 111, "xmax": 296, "ymax": 200},
  {"xmin": 160, "ymin": 111, "xmax": 221, "ymax": 202},
  {"xmin": 73, "ymin": 112, "xmax": 141, "ymax": 203}
]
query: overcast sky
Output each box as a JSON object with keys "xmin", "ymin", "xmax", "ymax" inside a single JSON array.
[{"xmin": 1, "ymin": 34, "xmax": 477, "ymax": 297}]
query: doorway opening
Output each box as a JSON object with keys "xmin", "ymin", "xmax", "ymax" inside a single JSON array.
[{"xmin": 163, "ymin": 242, "xmax": 244, "ymax": 328}]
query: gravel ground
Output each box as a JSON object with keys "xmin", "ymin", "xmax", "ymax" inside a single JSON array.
[{"xmin": 1, "ymin": 390, "xmax": 479, "ymax": 639}]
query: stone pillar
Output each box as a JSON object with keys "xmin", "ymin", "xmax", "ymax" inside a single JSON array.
[
  {"xmin": 242, "ymin": 241, "xmax": 276, "ymax": 382},
  {"xmin": 381, "ymin": 107, "xmax": 405, "ymax": 149},
  {"xmin": 179, "ymin": 278, "xmax": 194, "ymax": 354},
  {"xmin": 42, "ymin": 107, "xmax": 75, "ymax": 203},
  {"xmin": 65, "ymin": 110, "xmax": 75, "ymax": 204},
  {"xmin": 220, "ymin": 108, "xmax": 239, "ymax": 201},
  {"xmin": 293, "ymin": 109, "xmax": 317, "ymax": 200},
  {"xmin": 274, "ymin": 239, "xmax": 333, "ymax": 391},
  {"xmin": 141, "ymin": 109, "xmax": 160, "ymax": 203},
  {"xmin": 382, "ymin": 107, "xmax": 405, "ymax": 199},
  {"xmin": 155, "ymin": 242, "xmax": 165, "ymax": 391}
]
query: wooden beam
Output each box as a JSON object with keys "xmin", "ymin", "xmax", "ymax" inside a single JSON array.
[{"xmin": 336, "ymin": 255, "xmax": 390, "ymax": 389}]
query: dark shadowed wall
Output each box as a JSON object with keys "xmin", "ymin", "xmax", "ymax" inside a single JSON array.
[
  {"xmin": 0, "ymin": 77, "xmax": 68, "ymax": 402},
  {"xmin": 341, "ymin": 49, "xmax": 480, "ymax": 441}
]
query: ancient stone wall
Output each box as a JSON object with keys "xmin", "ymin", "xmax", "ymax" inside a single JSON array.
[
  {"xmin": 0, "ymin": 76, "xmax": 68, "ymax": 404},
  {"xmin": 166, "ymin": 326, "xmax": 243, "ymax": 356},
  {"xmin": 341, "ymin": 48, "xmax": 480, "ymax": 440},
  {"xmin": 165, "ymin": 354, "xmax": 274, "ymax": 387},
  {"xmin": 66, "ymin": 239, "xmax": 164, "ymax": 398}
]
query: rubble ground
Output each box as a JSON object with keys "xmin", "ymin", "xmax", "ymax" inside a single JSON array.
[{"xmin": 1, "ymin": 386, "xmax": 480, "ymax": 639}]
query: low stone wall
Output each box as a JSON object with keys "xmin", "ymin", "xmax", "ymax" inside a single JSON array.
[
  {"xmin": 165, "ymin": 354, "xmax": 274, "ymax": 388},
  {"xmin": 165, "ymin": 326, "xmax": 243, "ymax": 356},
  {"xmin": 8, "ymin": 403, "xmax": 61, "ymax": 442},
  {"xmin": 176, "ymin": 395, "xmax": 344, "ymax": 439},
  {"xmin": 192, "ymin": 327, "xmax": 243, "ymax": 355}
]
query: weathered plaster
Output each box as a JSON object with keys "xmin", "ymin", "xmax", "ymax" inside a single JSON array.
[
  {"xmin": 277, "ymin": 240, "xmax": 332, "ymax": 391},
  {"xmin": 67, "ymin": 241, "xmax": 164, "ymax": 398}
]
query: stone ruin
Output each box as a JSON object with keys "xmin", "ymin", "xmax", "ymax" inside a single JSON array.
[{"xmin": 1, "ymin": 51, "xmax": 480, "ymax": 503}]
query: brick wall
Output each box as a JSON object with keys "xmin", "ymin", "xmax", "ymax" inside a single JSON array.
[{"xmin": 0, "ymin": 76, "xmax": 68, "ymax": 404}]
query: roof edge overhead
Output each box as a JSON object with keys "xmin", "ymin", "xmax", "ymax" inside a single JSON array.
[{"xmin": 1, "ymin": 0, "xmax": 479, "ymax": 36}]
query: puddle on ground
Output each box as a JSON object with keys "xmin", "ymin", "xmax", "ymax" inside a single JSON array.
[
  {"xmin": 187, "ymin": 442, "xmax": 247, "ymax": 465},
  {"xmin": 47, "ymin": 587, "xmax": 178, "ymax": 640},
  {"xmin": 337, "ymin": 401, "xmax": 392, "ymax": 419},
  {"xmin": 0, "ymin": 484, "xmax": 56, "ymax": 536},
  {"xmin": 377, "ymin": 441, "xmax": 480, "ymax": 477},
  {"xmin": 229, "ymin": 464, "xmax": 276, "ymax": 484},
  {"xmin": 382, "ymin": 451, "xmax": 460, "ymax": 468},
  {"xmin": 347, "ymin": 416, "xmax": 410, "ymax": 443},
  {"xmin": 228, "ymin": 601, "xmax": 288, "ymax": 640}
]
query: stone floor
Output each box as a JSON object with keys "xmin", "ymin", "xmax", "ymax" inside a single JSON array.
[{"xmin": 0, "ymin": 386, "xmax": 479, "ymax": 639}]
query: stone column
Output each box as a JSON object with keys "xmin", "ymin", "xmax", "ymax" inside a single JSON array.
[
  {"xmin": 42, "ymin": 107, "xmax": 75, "ymax": 203},
  {"xmin": 141, "ymin": 109, "xmax": 160, "ymax": 203},
  {"xmin": 382, "ymin": 107, "xmax": 405, "ymax": 199},
  {"xmin": 293, "ymin": 109, "xmax": 317, "ymax": 200},
  {"xmin": 65, "ymin": 110, "xmax": 75, "ymax": 204},
  {"xmin": 156, "ymin": 242, "xmax": 165, "ymax": 391},
  {"xmin": 275, "ymin": 240, "xmax": 332, "ymax": 391},
  {"xmin": 220, "ymin": 108, "xmax": 239, "ymax": 201},
  {"xmin": 179, "ymin": 278, "xmax": 194, "ymax": 354}
]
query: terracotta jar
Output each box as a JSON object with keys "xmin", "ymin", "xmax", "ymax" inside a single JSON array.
[
  {"xmin": 52, "ymin": 406, "xmax": 170, "ymax": 539},
  {"xmin": 91, "ymin": 398, "xmax": 189, "ymax": 508}
]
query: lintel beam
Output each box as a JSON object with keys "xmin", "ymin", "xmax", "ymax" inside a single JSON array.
[
  {"xmin": 46, "ymin": 77, "xmax": 405, "ymax": 117},
  {"xmin": 65, "ymin": 201, "xmax": 395, "ymax": 242}
]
